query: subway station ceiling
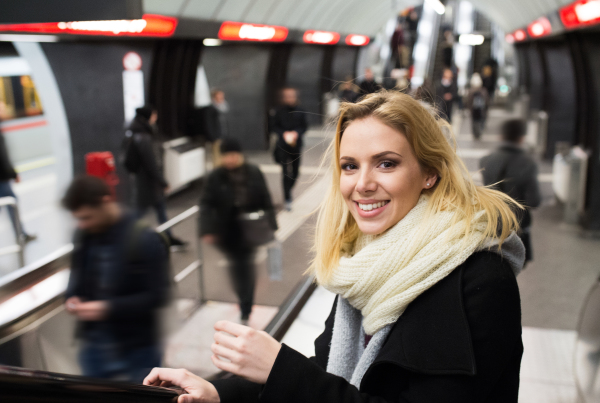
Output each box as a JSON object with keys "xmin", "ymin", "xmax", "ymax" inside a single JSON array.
[
  {"xmin": 471, "ymin": 0, "xmax": 574, "ymax": 32},
  {"xmin": 144, "ymin": 0, "xmax": 580, "ymax": 37},
  {"xmin": 143, "ymin": 0, "xmax": 420, "ymax": 37}
]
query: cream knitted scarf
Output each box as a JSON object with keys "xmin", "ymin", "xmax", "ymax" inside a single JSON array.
[{"xmin": 321, "ymin": 194, "xmax": 523, "ymax": 336}]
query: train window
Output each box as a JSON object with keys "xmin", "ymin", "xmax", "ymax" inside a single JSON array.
[{"xmin": 0, "ymin": 75, "xmax": 43, "ymax": 121}]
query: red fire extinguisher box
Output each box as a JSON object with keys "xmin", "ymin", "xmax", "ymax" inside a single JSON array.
[{"xmin": 85, "ymin": 152, "xmax": 120, "ymax": 198}]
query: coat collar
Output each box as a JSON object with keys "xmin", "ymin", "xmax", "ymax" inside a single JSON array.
[{"xmin": 364, "ymin": 265, "xmax": 476, "ymax": 381}]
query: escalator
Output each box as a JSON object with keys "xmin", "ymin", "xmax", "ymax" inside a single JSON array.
[{"xmin": 0, "ymin": 206, "xmax": 317, "ymax": 397}]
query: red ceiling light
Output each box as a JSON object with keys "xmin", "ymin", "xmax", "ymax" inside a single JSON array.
[
  {"xmin": 345, "ymin": 34, "xmax": 370, "ymax": 46},
  {"xmin": 560, "ymin": 0, "xmax": 600, "ymax": 28},
  {"xmin": 513, "ymin": 29, "xmax": 527, "ymax": 42},
  {"xmin": 0, "ymin": 14, "xmax": 177, "ymax": 37},
  {"xmin": 303, "ymin": 30, "xmax": 340, "ymax": 45},
  {"xmin": 218, "ymin": 21, "xmax": 288, "ymax": 42},
  {"xmin": 505, "ymin": 33, "xmax": 515, "ymax": 43},
  {"xmin": 527, "ymin": 17, "xmax": 552, "ymax": 37}
]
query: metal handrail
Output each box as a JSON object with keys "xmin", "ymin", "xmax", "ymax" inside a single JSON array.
[
  {"xmin": 208, "ymin": 275, "xmax": 317, "ymax": 382},
  {"xmin": 0, "ymin": 206, "xmax": 203, "ymax": 341},
  {"xmin": 0, "ymin": 196, "xmax": 25, "ymax": 267}
]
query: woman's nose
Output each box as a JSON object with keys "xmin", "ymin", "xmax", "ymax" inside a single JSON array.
[{"xmin": 356, "ymin": 169, "xmax": 377, "ymax": 194}]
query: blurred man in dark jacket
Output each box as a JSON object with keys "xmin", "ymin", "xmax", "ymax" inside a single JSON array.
[
  {"xmin": 480, "ymin": 119, "xmax": 541, "ymax": 264},
  {"xmin": 63, "ymin": 175, "xmax": 169, "ymax": 382},
  {"xmin": 436, "ymin": 68, "xmax": 458, "ymax": 123},
  {"xmin": 358, "ymin": 68, "xmax": 381, "ymax": 95},
  {"xmin": 125, "ymin": 106, "xmax": 186, "ymax": 249},
  {"xmin": 0, "ymin": 117, "xmax": 35, "ymax": 243},
  {"xmin": 272, "ymin": 88, "xmax": 307, "ymax": 210},
  {"xmin": 201, "ymin": 138, "xmax": 277, "ymax": 324}
]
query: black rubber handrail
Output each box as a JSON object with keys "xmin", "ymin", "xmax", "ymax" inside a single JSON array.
[
  {"xmin": 208, "ymin": 275, "xmax": 317, "ymax": 381},
  {"xmin": 0, "ymin": 364, "xmax": 179, "ymax": 403}
]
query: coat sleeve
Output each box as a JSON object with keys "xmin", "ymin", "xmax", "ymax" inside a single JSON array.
[
  {"xmin": 272, "ymin": 110, "xmax": 286, "ymax": 138},
  {"xmin": 199, "ymin": 171, "xmax": 221, "ymax": 236},
  {"xmin": 136, "ymin": 135, "xmax": 168, "ymax": 188},
  {"xmin": 523, "ymin": 161, "xmax": 542, "ymax": 208},
  {"xmin": 255, "ymin": 168, "xmax": 277, "ymax": 231},
  {"xmin": 296, "ymin": 112, "xmax": 308, "ymax": 138},
  {"xmin": 108, "ymin": 231, "xmax": 169, "ymax": 319}
]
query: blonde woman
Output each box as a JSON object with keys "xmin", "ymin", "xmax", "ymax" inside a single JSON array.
[{"xmin": 144, "ymin": 92, "xmax": 525, "ymax": 403}]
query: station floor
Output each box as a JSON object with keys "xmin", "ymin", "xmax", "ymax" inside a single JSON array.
[{"xmin": 1, "ymin": 103, "xmax": 597, "ymax": 402}]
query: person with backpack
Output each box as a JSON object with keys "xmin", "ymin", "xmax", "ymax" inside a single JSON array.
[
  {"xmin": 123, "ymin": 106, "xmax": 186, "ymax": 250},
  {"xmin": 467, "ymin": 73, "xmax": 489, "ymax": 140},
  {"xmin": 480, "ymin": 119, "xmax": 541, "ymax": 265},
  {"xmin": 63, "ymin": 175, "xmax": 170, "ymax": 382}
]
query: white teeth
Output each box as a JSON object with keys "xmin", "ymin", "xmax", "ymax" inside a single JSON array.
[{"xmin": 357, "ymin": 201, "xmax": 388, "ymax": 211}]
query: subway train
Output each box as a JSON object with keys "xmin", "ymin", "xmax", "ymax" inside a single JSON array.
[{"xmin": 0, "ymin": 1, "xmax": 599, "ymax": 402}]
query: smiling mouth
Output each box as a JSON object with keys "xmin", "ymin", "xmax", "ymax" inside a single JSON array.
[{"xmin": 356, "ymin": 200, "xmax": 390, "ymax": 211}]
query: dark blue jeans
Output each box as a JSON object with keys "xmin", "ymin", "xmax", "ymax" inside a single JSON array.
[
  {"xmin": 0, "ymin": 181, "xmax": 24, "ymax": 237},
  {"xmin": 136, "ymin": 200, "xmax": 172, "ymax": 238},
  {"xmin": 79, "ymin": 341, "xmax": 161, "ymax": 383}
]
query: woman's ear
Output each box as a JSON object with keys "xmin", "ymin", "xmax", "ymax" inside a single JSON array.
[{"xmin": 423, "ymin": 173, "xmax": 438, "ymax": 190}]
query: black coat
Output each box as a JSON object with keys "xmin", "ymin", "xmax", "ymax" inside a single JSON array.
[
  {"xmin": 0, "ymin": 129, "xmax": 16, "ymax": 182},
  {"xmin": 65, "ymin": 214, "xmax": 170, "ymax": 349},
  {"xmin": 199, "ymin": 164, "xmax": 277, "ymax": 245},
  {"xmin": 359, "ymin": 79, "xmax": 381, "ymax": 95},
  {"xmin": 128, "ymin": 117, "xmax": 168, "ymax": 208},
  {"xmin": 212, "ymin": 251, "xmax": 523, "ymax": 403},
  {"xmin": 272, "ymin": 105, "xmax": 308, "ymax": 151}
]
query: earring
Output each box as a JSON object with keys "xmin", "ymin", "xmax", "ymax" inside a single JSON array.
[{"xmin": 426, "ymin": 183, "xmax": 430, "ymax": 187}]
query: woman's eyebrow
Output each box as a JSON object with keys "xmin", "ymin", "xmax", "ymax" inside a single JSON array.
[
  {"xmin": 340, "ymin": 156, "xmax": 357, "ymax": 161},
  {"xmin": 372, "ymin": 151, "xmax": 403, "ymax": 159}
]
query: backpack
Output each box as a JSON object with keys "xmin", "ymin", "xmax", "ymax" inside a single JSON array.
[{"xmin": 121, "ymin": 131, "xmax": 142, "ymax": 173}]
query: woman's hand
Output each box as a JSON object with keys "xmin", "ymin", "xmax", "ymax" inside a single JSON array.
[
  {"xmin": 211, "ymin": 321, "xmax": 281, "ymax": 384},
  {"xmin": 144, "ymin": 368, "xmax": 220, "ymax": 403}
]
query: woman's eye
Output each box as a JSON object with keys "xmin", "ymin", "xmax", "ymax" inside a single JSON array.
[
  {"xmin": 341, "ymin": 163, "xmax": 357, "ymax": 171},
  {"xmin": 379, "ymin": 160, "xmax": 397, "ymax": 169}
]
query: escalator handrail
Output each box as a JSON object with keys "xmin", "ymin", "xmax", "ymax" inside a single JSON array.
[
  {"xmin": 0, "ymin": 364, "xmax": 180, "ymax": 402},
  {"xmin": 0, "ymin": 244, "xmax": 72, "ymax": 303},
  {"xmin": 208, "ymin": 275, "xmax": 317, "ymax": 381}
]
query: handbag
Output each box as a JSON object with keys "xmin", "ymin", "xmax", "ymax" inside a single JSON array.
[{"xmin": 238, "ymin": 210, "xmax": 275, "ymax": 247}]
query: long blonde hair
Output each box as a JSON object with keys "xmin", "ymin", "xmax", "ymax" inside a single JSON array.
[{"xmin": 310, "ymin": 91, "xmax": 520, "ymax": 283}]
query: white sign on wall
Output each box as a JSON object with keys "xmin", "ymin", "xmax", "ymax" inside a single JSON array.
[{"xmin": 122, "ymin": 52, "xmax": 144, "ymax": 123}]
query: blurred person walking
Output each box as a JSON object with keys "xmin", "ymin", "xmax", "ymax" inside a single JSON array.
[
  {"xmin": 203, "ymin": 89, "xmax": 230, "ymax": 167},
  {"xmin": 482, "ymin": 64, "xmax": 497, "ymax": 101},
  {"xmin": 480, "ymin": 119, "xmax": 541, "ymax": 264},
  {"xmin": 63, "ymin": 175, "xmax": 170, "ymax": 383},
  {"xmin": 436, "ymin": 68, "xmax": 458, "ymax": 122},
  {"xmin": 358, "ymin": 68, "xmax": 381, "ymax": 95},
  {"xmin": 272, "ymin": 87, "xmax": 307, "ymax": 210},
  {"xmin": 467, "ymin": 73, "xmax": 489, "ymax": 140},
  {"xmin": 338, "ymin": 80, "xmax": 359, "ymax": 103},
  {"xmin": 200, "ymin": 138, "xmax": 277, "ymax": 324},
  {"xmin": 123, "ymin": 106, "xmax": 186, "ymax": 250},
  {"xmin": 0, "ymin": 111, "xmax": 36, "ymax": 243}
]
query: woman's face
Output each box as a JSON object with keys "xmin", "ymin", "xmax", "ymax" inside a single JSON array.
[{"xmin": 339, "ymin": 117, "xmax": 437, "ymax": 235}]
